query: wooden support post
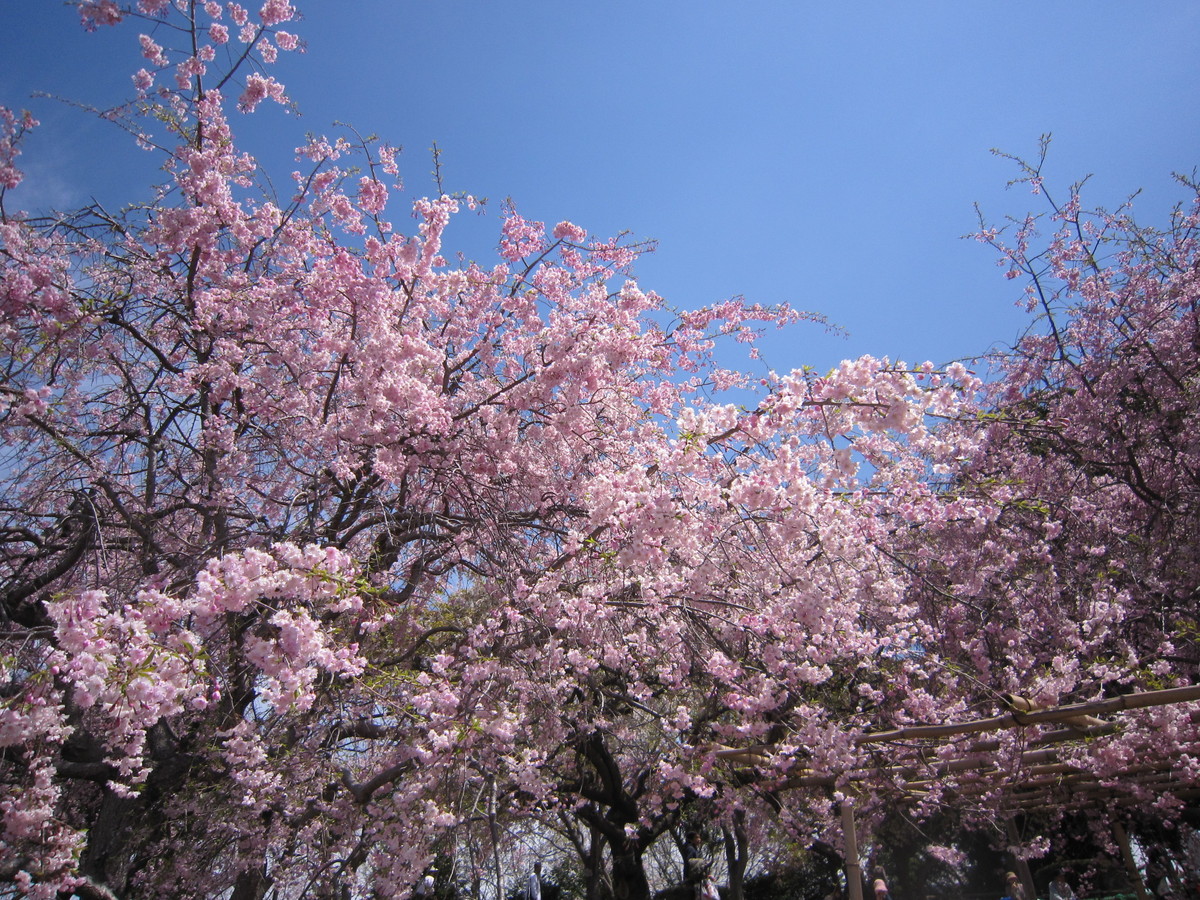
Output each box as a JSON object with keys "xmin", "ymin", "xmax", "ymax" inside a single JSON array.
[
  {"xmin": 1112, "ymin": 821, "xmax": 1149, "ymax": 900},
  {"xmin": 1005, "ymin": 818, "xmax": 1038, "ymax": 900},
  {"xmin": 841, "ymin": 800, "xmax": 864, "ymax": 900}
]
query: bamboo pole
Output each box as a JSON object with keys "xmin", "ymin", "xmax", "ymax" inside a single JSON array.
[
  {"xmin": 1005, "ymin": 818, "xmax": 1038, "ymax": 900},
  {"xmin": 1010, "ymin": 786, "xmax": 1200, "ymax": 812},
  {"xmin": 856, "ymin": 684, "xmax": 1200, "ymax": 745},
  {"xmin": 782, "ymin": 749, "xmax": 1180, "ymax": 794},
  {"xmin": 1112, "ymin": 821, "xmax": 1149, "ymax": 900},
  {"xmin": 719, "ymin": 685, "xmax": 1198, "ymax": 773},
  {"xmin": 841, "ymin": 801, "xmax": 864, "ymax": 900}
]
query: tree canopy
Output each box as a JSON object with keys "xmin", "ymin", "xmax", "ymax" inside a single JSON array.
[{"xmin": 2, "ymin": 4, "xmax": 1198, "ymax": 900}]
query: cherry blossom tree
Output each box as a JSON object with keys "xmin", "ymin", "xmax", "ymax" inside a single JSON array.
[
  {"xmin": 878, "ymin": 150, "xmax": 1200, "ymax": 857},
  {"xmin": 0, "ymin": 4, "xmax": 1068, "ymax": 900}
]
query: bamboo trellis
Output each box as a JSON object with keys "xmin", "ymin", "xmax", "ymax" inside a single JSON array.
[
  {"xmin": 714, "ymin": 683, "xmax": 1200, "ymax": 796},
  {"xmin": 712, "ymin": 684, "xmax": 1200, "ymax": 900}
]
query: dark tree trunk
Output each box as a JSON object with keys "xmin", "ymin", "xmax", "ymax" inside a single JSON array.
[
  {"xmin": 586, "ymin": 824, "xmax": 609, "ymax": 900},
  {"xmin": 230, "ymin": 865, "xmax": 272, "ymax": 900},
  {"xmin": 722, "ymin": 811, "xmax": 749, "ymax": 900},
  {"xmin": 78, "ymin": 787, "xmax": 139, "ymax": 899},
  {"xmin": 569, "ymin": 731, "xmax": 682, "ymax": 900},
  {"xmin": 608, "ymin": 842, "xmax": 652, "ymax": 900}
]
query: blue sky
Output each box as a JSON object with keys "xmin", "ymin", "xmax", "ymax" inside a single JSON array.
[{"xmin": 3, "ymin": 2, "xmax": 1199, "ymax": 375}]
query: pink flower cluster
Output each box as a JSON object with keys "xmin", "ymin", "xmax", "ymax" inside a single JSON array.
[
  {"xmin": 258, "ymin": 0, "xmax": 296, "ymax": 27},
  {"xmin": 0, "ymin": 107, "xmax": 37, "ymax": 190},
  {"xmin": 237, "ymin": 73, "xmax": 287, "ymax": 113},
  {"xmin": 76, "ymin": 0, "xmax": 123, "ymax": 30}
]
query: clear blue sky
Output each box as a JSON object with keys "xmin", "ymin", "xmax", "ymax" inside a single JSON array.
[{"xmin": 3, "ymin": 2, "xmax": 1198, "ymax": 374}]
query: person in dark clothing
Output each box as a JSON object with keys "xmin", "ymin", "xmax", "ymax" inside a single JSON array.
[{"xmin": 682, "ymin": 832, "xmax": 706, "ymax": 887}]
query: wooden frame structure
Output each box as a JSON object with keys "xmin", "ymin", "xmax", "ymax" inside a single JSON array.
[{"xmin": 716, "ymin": 684, "xmax": 1200, "ymax": 900}]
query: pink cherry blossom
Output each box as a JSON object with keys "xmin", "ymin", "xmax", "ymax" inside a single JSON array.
[
  {"xmin": 3, "ymin": 6, "xmax": 1196, "ymax": 900},
  {"xmin": 237, "ymin": 73, "xmax": 286, "ymax": 112}
]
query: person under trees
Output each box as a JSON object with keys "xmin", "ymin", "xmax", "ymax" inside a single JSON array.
[
  {"xmin": 1048, "ymin": 869, "xmax": 1077, "ymax": 900},
  {"xmin": 682, "ymin": 832, "xmax": 707, "ymax": 889},
  {"xmin": 871, "ymin": 867, "xmax": 891, "ymax": 900}
]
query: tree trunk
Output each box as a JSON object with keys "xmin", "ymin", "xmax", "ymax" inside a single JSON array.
[
  {"xmin": 79, "ymin": 787, "xmax": 139, "ymax": 898},
  {"xmin": 586, "ymin": 825, "xmax": 609, "ymax": 900},
  {"xmin": 608, "ymin": 842, "xmax": 652, "ymax": 900},
  {"xmin": 723, "ymin": 811, "xmax": 749, "ymax": 900},
  {"xmin": 230, "ymin": 865, "xmax": 271, "ymax": 900}
]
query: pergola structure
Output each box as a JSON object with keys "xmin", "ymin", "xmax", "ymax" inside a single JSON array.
[{"xmin": 716, "ymin": 684, "xmax": 1200, "ymax": 900}]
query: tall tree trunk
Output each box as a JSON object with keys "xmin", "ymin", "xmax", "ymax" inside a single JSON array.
[
  {"xmin": 586, "ymin": 824, "xmax": 608, "ymax": 900},
  {"xmin": 558, "ymin": 811, "xmax": 609, "ymax": 900},
  {"xmin": 570, "ymin": 732, "xmax": 678, "ymax": 900},
  {"xmin": 722, "ymin": 811, "xmax": 749, "ymax": 900}
]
